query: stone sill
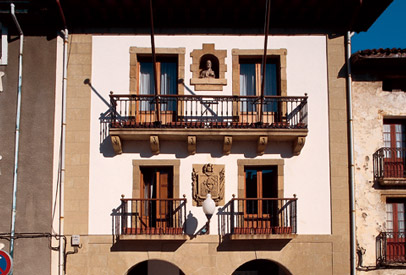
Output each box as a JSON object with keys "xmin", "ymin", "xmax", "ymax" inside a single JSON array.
[
  {"xmin": 378, "ymin": 178, "xmax": 406, "ymax": 186},
  {"xmin": 190, "ymin": 78, "xmax": 227, "ymax": 85}
]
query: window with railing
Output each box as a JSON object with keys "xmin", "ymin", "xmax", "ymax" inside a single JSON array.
[
  {"xmin": 376, "ymin": 199, "xmax": 406, "ymax": 266},
  {"xmin": 374, "ymin": 120, "xmax": 406, "ymax": 183},
  {"xmin": 220, "ymin": 197, "xmax": 297, "ymax": 236},
  {"xmin": 219, "ymin": 164, "xmax": 296, "ymax": 237},
  {"xmin": 113, "ymin": 197, "xmax": 187, "ymax": 236},
  {"xmin": 113, "ymin": 164, "xmax": 187, "ymax": 236}
]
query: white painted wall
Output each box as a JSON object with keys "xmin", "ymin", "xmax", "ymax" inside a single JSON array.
[{"xmin": 89, "ymin": 35, "xmax": 330, "ymax": 235}]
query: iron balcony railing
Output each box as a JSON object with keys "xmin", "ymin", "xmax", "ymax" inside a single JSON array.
[
  {"xmin": 220, "ymin": 197, "xmax": 297, "ymax": 236},
  {"xmin": 373, "ymin": 147, "xmax": 406, "ymax": 180},
  {"xmin": 109, "ymin": 93, "xmax": 308, "ymax": 129},
  {"xmin": 377, "ymin": 232, "xmax": 406, "ymax": 266},
  {"xmin": 113, "ymin": 197, "xmax": 187, "ymax": 236}
]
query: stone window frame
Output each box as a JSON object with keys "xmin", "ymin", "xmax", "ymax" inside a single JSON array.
[
  {"xmin": 129, "ymin": 47, "xmax": 186, "ymax": 95},
  {"xmin": 232, "ymin": 48, "xmax": 287, "ymax": 97},
  {"xmin": 381, "ymin": 192, "xmax": 406, "ymax": 203},
  {"xmin": 132, "ymin": 160, "xmax": 180, "ymax": 198},
  {"xmin": 237, "ymin": 159, "xmax": 284, "ymax": 199}
]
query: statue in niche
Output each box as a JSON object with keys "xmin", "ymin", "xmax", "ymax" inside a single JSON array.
[
  {"xmin": 192, "ymin": 163, "xmax": 225, "ymax": 206},
  {"xmin": 199, "ymin": 59, "xmax": 216, "ymax": 78}
]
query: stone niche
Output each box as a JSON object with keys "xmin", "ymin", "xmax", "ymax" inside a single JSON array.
[
  {"xmin": 192, "ymin": 163, "xmax": 225, "ymax": 206},
  {"xmin": 190, "ymin": 44, "xmax": 227, "ymax": 91}
]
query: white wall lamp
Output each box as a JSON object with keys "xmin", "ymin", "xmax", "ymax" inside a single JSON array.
[{"xmin": 202, "ymin": 193, "xmax": 216, "ymax": 234}]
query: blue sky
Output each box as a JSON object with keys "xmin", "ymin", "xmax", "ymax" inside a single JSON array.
[{"xmin": 352, "ymin": 0, "xmax": 406, "ymax": 53}]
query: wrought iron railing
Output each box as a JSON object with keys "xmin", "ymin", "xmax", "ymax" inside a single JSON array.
[
  {"xmin": 373, "ymin": 148, "xmax": 406, "ymax": 180},
  {"xmin": 113, "ymin": 197, "xmax": 187, "ymax": 236},
  {"xmin": 219, "ymin": 197, "xmax": 297, "ymax": 236},
  {"xmin": 377, "ymin": 232, "xmax": 406, "ymax": 266},
  {"xmin": 109, "ymin": 93, "xmax": 308, "ymax": 129}
]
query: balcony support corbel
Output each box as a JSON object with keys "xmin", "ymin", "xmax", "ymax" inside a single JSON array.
[
  {"xmin": 293, "ymin": 136, "xmax": 306, "ymax": 156},
  {"xmin": 223, "ymin": 136, "xmax": 232, "ymax": 155},
  {"xmin": 257, "ymin": 136, "xmax": 268, "ymax": 155},
  {"xmin": 150, "ymin": 135, "xmax": 160, "ymax": 154},
  {"xmin": 187, "ymin": 136, "xmax": 196, "ymax": 155},
  {"xmin": 111, "ymin": 135, "xmax": 122, "ymax": 154}
]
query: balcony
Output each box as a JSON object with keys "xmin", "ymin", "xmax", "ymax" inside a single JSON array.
[
  {"xmin": 219, "ymin": 197, "xmax": 297, "ymax": 240},
  {"xmin": 108, "ymin": 93, "xmax": 308, "ymax": 155},
  {"xmin": 373, "ymin": 148, "xmax": 406, "ymax": 186},
  {"xmin": 377, "ymin": 232, "xmax": 406, "ymax": 267},
  {"xmin": 113, "ymin": 197, "xmax": 187, "ymax": 240}
]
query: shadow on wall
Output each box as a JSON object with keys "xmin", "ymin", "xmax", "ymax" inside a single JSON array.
[
  {"xmin": 100, "ymin": 136, "xmax": 116, "ymax": 158},
  {"xmin": 183, "ymin": 211, "xmax": 198, "ymax": 236}
]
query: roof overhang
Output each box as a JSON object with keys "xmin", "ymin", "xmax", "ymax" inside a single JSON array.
[
  {"xmin": 0, "ymin": 0, "xmax": 393, "ymax": 36},
  {"xmin": 351, "ymin": 49, "xmax": 406, "ymax": 79}
]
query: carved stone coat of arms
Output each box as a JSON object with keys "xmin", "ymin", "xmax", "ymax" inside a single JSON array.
[{"xmin": 192, "ymin": 163, "xmax": 225, "ymax": 206}]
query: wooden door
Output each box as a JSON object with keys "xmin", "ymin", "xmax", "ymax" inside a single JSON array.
[
  {"xmin": 239, "ymin": 61, "xmax": 280, "ymax": 125},
  {"xmin": 243, "ymin": 167, "xmax": 277, "ymax": 234},
  {"xmin": 140, "ymin": 167, "xmax": 173, "ymax": 234},
  {"xmin": 156, "ymin": 169, "xmax": 173, "ymax": 230},
  {"xmin": 137, "ymin": 59, "xmax": 177, "ymax": 125}
]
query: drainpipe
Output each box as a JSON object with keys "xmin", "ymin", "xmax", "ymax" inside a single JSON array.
[
  {"xmin": 346, "ymin": 30, "xmax": 356, "ymax": 275},
  {"xmin": 56, "ymin": 1, "xmax": 67, "ymax": 274},
  {"xmin": 9, "ymin": 2, "xmax": 24, "ymax": 261}
]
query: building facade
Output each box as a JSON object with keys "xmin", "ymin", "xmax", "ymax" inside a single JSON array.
[
  {"xmin": 352, "ymin": 48, "xmax": 406, "ymax": 274},
  {"xmin": 0, "ymin": 1, "xmax": 394, "ymax": 274},
  {"xmin": 0, "ymin": 13, "xmax": 61, "ymax": 275}
]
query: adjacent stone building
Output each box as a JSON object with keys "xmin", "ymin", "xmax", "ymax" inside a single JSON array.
[{"xmin": 352, "ymin": 48, "xmax": 406, "ymax": 273}]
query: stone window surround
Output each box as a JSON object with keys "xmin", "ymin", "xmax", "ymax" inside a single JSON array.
[
  {"xmin": 129, "ymin": 47, "xmax": 186, "ymax": 95},
  {"xmin": 237, "ymin": 159, "xmax": 284, "ymax": 199},
  {"xmin": 232, "ymin": 48, "xmax": 287, "ymax": 97},
  {"xmin": 380, "ymin": 191, "xmax": 406, "ymax": 203},
  {"xmin": 190, "ymin": 43, "xmax": 227, "ymax": 91},
  {"xmin": 132, "ymin": 160, "xmax": 180, "ymax": 199}
]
